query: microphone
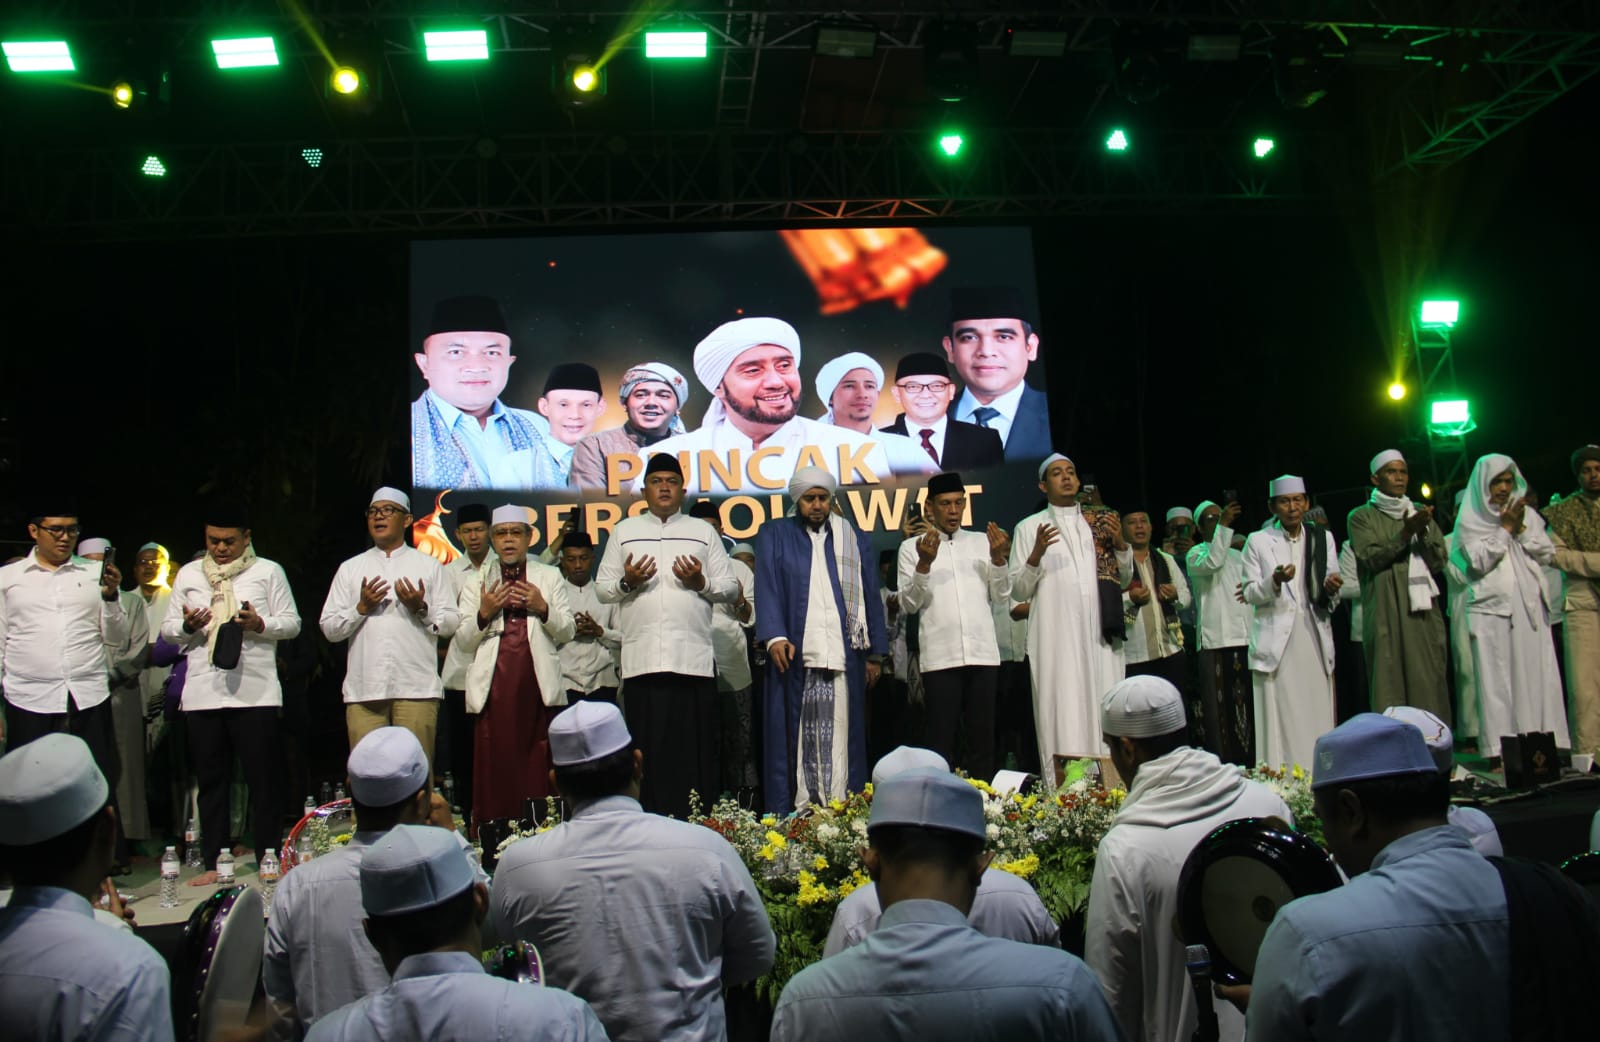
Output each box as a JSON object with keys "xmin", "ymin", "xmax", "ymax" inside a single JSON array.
[{"xmin": 1186, "ymin": 943, "xmax": 1220, "ymax": 1042}]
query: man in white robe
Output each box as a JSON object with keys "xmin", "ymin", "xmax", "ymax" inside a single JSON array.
[
  {"xmin": 555, "ymin": 532, "xmax": 622, "ymax": 705},
  {"xmin": 1242, "ymin": 475, "xmax": 1342, "ymax": 769},
  {"xmin": 814, "ymin": 351, "xmax": 938, "ymax": 477},
  {"xmin": 1009, "ymin": 453, "xmax": 1132, "ymax": 776},
  {"xmin": 637, "ymin": 317, "xmax": 892, "ymax": 495}
]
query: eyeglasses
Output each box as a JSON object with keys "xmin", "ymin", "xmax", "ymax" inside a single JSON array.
[
  {"xmin": 896, "ymin": 380, "xmax": 952, "ymax": 395},
  {"xmin": 365, "ymin": 506, "xmax": 407, "ymax": 519},
  {"xmin": 37, "ymin": 524, "xmax": 81, "ymax": 538}
]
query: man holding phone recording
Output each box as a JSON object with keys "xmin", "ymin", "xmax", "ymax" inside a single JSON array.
[{"xmin": 161, "ymin": 505, "xmax": 301, "ymax": 885}]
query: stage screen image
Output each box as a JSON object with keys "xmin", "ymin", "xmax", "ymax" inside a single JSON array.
[{"xmin": 410, "ymin": 226, "xmax": 1047, "ymax": 547}]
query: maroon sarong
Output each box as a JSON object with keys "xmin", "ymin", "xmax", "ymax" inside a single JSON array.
[{"xmin": 473, "ymin": 563, "xmax": 552, "ymax": 822}]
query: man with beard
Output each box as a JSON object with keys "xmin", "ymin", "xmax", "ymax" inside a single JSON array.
[
  {"xmin": 531, "ymin": 362, "xmax": 607, "ymax": 486},
  {"xmin": 640, "ymin": 317, "xmax": 891, "ymax": 495},
  {"xmin": 568, "ymin": 362, "xmax": 690, "ymax": 490},
  {"xmin": 814, "ymin": 351, "xmax": 937, "ymax": 477}
]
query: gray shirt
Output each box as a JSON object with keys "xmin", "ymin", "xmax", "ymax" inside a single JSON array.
[
  {"xmin": 1248, "ymin": 825, "xmax": 1509, "ymax": 1042},
  {"xmin": 0, "ymin": 886, "xmax": 173, "ymax": 1042},
  {"xmin": 491, "ymin": 795, "xmax": 774, "ymax": 1042},
  {"xmin": 304, "ymin": 951, "xmax": 609, "ymax": 1042},
  {"xmin": 824, "ymin": 868, "xmax": 1060, "ymax": 955},
  {"xmin": 772, "ymin": 898, "xmax": 1124, "ymax": 1042}
]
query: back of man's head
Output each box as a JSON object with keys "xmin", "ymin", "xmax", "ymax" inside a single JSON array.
[
  {"xmin": 0, "ymin": 735, "xmax": 114, "ymax": 888},
  {"xmin": 548, "ymin": 702, "xmax": 639, "ymax": 806}
]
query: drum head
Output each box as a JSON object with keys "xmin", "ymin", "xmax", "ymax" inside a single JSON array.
[
  {"xmin": 486, "ymin": 940, "xmax": 545, "ymax": 986},
  {"xmin": 182, "ymin": 885, "xmax": 264, "ymax": 1042},
  {"xmin": 1178, "ymin": 817, "xmax": 1342, "ymax": 985}
]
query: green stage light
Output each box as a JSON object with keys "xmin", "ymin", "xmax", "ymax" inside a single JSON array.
[
  {"xmin": 645, "ymin": 30, "xmax": 708, "ymax": 59},
  {"xmin": 424, "ymin": 29, "xmax": 489, "ymax": 62},
  {"xmin": 301, "ymin": 147, "xmax": 323, "ymax": 169},
  {"xmin": 1106, "ymin": 128, "xmax": 1129, "ymax": 152},
  {"xmin": 937, "ymin": 133, "xmax": 964, "ymax": 157},
  {"xmin": 212, "ymin": 37, "xmax": 279, "ymax": 69},
  {"xmin": 1430, "ymin": 399, "xmax": 1471, "ymax": 426},
  {"xmin": 141, "ymin": 155, "xmax": 167, "ymax": 177},
  {"xmin": 3, "ymin": 40, "xmax": 74, "ymax": 72},
  {"xmin": 1420, "ymin": 299, "xmax": 1460, "ymax": 327},
  {"xmin": 1253, "ymin": 137, "xmax": 1275, "ymax": 158}
]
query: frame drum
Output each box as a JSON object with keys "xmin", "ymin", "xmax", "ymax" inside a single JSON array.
[
  {"xmin": 485, "ymin": 940, "xmax": 546, "ymax": 986},
  {"xmin": 1177, "ymin": 817, "xmax": 1342, "ymax": 985},
  {"xmin": 179, "ymin": 884, "xmax": 265, "ymax": 1042}
]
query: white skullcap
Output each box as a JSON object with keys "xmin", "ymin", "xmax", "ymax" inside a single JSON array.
[
  {"xmin": 788, "ymin": 466, "xmax": 837, "ymax": 502},
  {"xmin": 76, "ymin": 537, "xmax": 110, "ymax": 557},
  {"xmin": 491, "ymin": 504, "xmax": 533, "ymax": 527},
  {"xmin": 1165, "ymin": 507, "xmax": 1194, "ymax": 523},
  {"xmin": 1382, "ymin": 705, "xmax": 1453, "ymax": 774},
  {"xmin": 692, "ymin": 317, "xmax": 801, "ymax": 392},
  {"xmin": 814, "ymin": 352, "xmax": 884, "ymax": 405},
  {"xmin": 1101, "ymin": 675, "xmax": 1188, "ymax": 739},
  {"xmin": 359, "ymin": 824, "xmax": 476, "ymax": 917},
  {"xmin": 730, "ymin": 542, "xmax": 755, "ymax": 557},
  {"xmin": 370, "ymin": 486, "xmax": 411, "ymax": 512},
  {"xmin": 138, "ymin": 542, "xmax": 169, "ymax": 559},
  {"xmin": 1268, "ymin": 474, "xmax": 1306, "ymax": 498},
  {"xmin": 0, "ymin": 733, "xmax": 110, "ymax": 845},
  {"xmin": 549, "ymin": 701, "xmax": 633, "ymax": 766},
  {"xmin": 1038, "ymin": 452, "xmax": 1073, "ymax": 481},
  {"xmin": 1369, "ymin": 449, "xmax": 1405, "ymax": 475},
  {"xmin": 1194, "ymin": 500, "xmax": 1219, "ymax": 519},
  {"xmin": 347, "ymin": 727, "xmax": 430, "ymax": 807},
  {"xmin": 871, "ymin": 746, "xmax": 949, "ymax": 787}
]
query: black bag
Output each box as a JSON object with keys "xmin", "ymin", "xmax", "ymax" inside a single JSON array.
[
  {"xmin": 1501, "ymin": 731, "xmax": 1558, "ymax": 788},
  {"xmin": 211, "ymin": 620, "xmax": 244, "ymax": 670}
]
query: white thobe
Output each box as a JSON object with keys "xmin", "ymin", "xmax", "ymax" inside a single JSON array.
[
  {"xmin": 440, "ymin": 554, "xmax": 487, "ymax": 690},
  {"xmin": 1443, "ymin": 534, "xmax": 1480, "ymax": 739},
  {"xmin": 320, "ymin": 544, "xmax": 462, "ymax": 703},
  {"xmin": 1010, "ymin": 503, "xmax": 1132, "ymax": 771},
  {"xmin": 711, "ymin": 558, "xmax": 755, "ymax": 692},
  {"xmin": 1242, "ymin": 525, "xmax": 1338, "ymax": 770},
  {"xmin": 638, "ymin": 415, "xmax": 893, "ymax": 495},
  {"xmin": 796, "ymin": 528, "xmax": 849, "ymax": 806},
  {"xmin": 560, "ymin": 578, "xmax": 621, "ymax": 694}
]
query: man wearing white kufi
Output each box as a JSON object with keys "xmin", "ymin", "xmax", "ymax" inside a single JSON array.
[
  {"xmin": 755, "ymin": 466, "xmax": 887, "ymax": 812},
  {"xmin": 639, "ymin": 317, "xmax": 892, "ymax": 494},
  {"xmin": 568, "ymin": 361, "xmax": 691, "ymax": 490},
  {"xmin": 322, "ymin": 487, "xmax": 462, "ymax": 773},
  {"xmin": 814, "ymin": 351, "xmax": 937, "ymax": 476},
  {"xmin": 1242, "ymin": 475, "xmax": 1342, "ymax": 769},
  {"xmin": 1086, "ymin": 677, "xmax": 1289, "ymax": 1042},
  {"xmin": 1381, "ymin": 705, "xmax": 1503, "ymax": 855},
  {"xmin": 1346, "ymin": 449, "xmax": 1451, "ymax": 721}
]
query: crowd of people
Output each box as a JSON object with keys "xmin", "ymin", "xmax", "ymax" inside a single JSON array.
[{"xmin": 2, "ymin": 433, "xmax": 1599, "ymax": 1040}]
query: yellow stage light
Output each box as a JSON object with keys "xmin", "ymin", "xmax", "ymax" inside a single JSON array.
[
  {"xmin": 331, "ymin": 66, "xmax": 361, "ymax": 95},
  {"xmin": 1387, "ymin": 381, "xmax": 1407, "ymax": 401},
  {"xmin": 111, "ymin": 81, "xmax": 134, "ymax": 108},
  {"xmin": 571, "ymin": 64, "xmax": 598, "ymax": 92}
]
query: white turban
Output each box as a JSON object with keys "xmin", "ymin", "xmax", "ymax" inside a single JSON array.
[
  {"xmin": 1038, "ymin": 452, "xmax": 1072, "ymax": 482},
  {"xmin": 1369, "ymin": 449, "xmax": 1404, "ymax": 475},
  {"xmin": 77, "ymin": 537, "xmax": 110, "ymax": 557},
  {"xmin": 1165, "ymin": 506, "xmax": 1193, "ymax": 523},
  {"xmin": 1268, "ymin": 474, "xmax": 1306, "ymax": 498},
  {"xmin": 814, "ymin": 352, "xmax": 884, "ymax": 419},
  {"xmin": 692, "ymin": 317, "xmax": 801, "ymax": 393},
  {"xmin": 370, "ymin": 486, "xmax": 411, "ymax": 512},
  {"xmin": 491, "ymin": 504, "xmax": 533, "ymax": 527},
  {"xmin": 788, "ymin": 466, "xmax": 837, "ymax": 502},
  {"xmin": 1194, "ymin": 500, "xmax": 1219, "ymax": 519},
  {"xmin": 620, "ymin": 362, "xmax": 689, "ymax": 406}
]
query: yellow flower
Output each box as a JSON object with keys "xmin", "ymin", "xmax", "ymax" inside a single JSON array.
[
  {"xmin": 758, "ymin": 845, "xmax": 776, "ymax": 861},
  {"xmin": 796, "ymin": 870, "xmax": 832, "ymax": 907},
  {"xmin": 997, "ymin": 854, "xmax": 1040, "ymax": 879},
  {"xmin": 1291, "ymin": 765, "xmax": 1305, "ymax": 781},
  {"xmin": 765, "ymin": 830, "xmax": 788, "ymax": 849},
  {"xmin": 837, "ymin": 878, "xmax": 857, "ymax": 898},
  {"xmin": 862, "ymin": 782, "xmax": 873, "ymax": 796},
  {"xmin": 828, "ymin": 798, "xmax": 845, "ymax": 812},
  {"xmin": 760, "ymin": 814, "xmax": 779, "ymax": 827},
  {"xmin": 813, "ymin": 855, "xmax": 829, "ymax": 871}
]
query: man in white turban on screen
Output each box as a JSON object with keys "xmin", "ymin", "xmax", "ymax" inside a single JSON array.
[
  {"xmin": 641, "ymin": 318, "xmax": 892, "ymax": 495},
  {"xmin": 814, "ymin": 351, "xmax": 937, "ymax": 477}
]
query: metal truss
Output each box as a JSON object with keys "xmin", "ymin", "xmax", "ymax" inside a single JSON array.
[{"xmin": 0, "ymin": 127, "xmax": 1353, "ymax": 241}]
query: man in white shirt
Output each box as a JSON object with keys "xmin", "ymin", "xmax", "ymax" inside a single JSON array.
[
  {"xmin": 161, "ymin": 505, "xmax": 302, "ymax": 884},
  {"xmin": 881, "ymin": 354, "xmax": 1003, "ymax": 471},
  {"xmin": 596, "ymin": 453, "xmax": 740, "ymax": 817},
  {"xmin": 531, "ymin": 363, "xmax": 607, "ymax": 485},
  {"xmin": 0, "ymin": 510, "xmax": 127, "ymax": 810},
  {"xmin": 639, "ymin": 316, "xmax": 892, "ymax": 494},
  {"xmin": 814, "ymin": 351, "xmax": 938, "ymax": 477},
  {"xmin": 322, "ymin": 487, "xmax": 462, "ymax": 776},
  {"xmin": 1120, "ymin": 510, "xmax": 1193, "ymax": 702},
  {"xmin": 555, "ymin": 531, "xmax": 621, "ymax": 705},
  {"xmin": 688, "ymin": 503, "xmax": 760, "ymax": 794},
  {"xmin": 1187, "ymin": 500, "xmax": 1256, "ymax": 765},
  {"xmin": 896, "ymin": 472, "xmax": 1011, "ymax": 780},
  {"xmin": 943, "ymin": 286, "xmax": 1052, "ymax": 462},
  {"xmin": 76, "ymin": 537, "xmax": 151, "ymax": 851},
  {"xmin": 437, "ymin": 503, "xmax": 490, "ymax": 823}
]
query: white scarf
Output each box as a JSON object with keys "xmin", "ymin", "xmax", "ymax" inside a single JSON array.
[
  {"xmin": 200, "ymin": 546, "xmax": 258, "ymax": 657},
  {"xmin": 1369, "ymin": 489, "xmax": 1441, "ymax": 612}
]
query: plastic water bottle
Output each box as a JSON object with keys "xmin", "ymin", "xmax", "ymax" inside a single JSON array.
[
  {"xmin": 296, "ymin": 829, "xmax": 315, "ymax": 865},
  {"xmin": 334, "ymin": 785, "xmax": 347, "ymax": 802},
  {"xmin": 216, "ymin": 848, "xmax": 235, "ymax": 884},
  {"xmin": 303, "ymin": 794, "xmax": 317, "ymax": 818},
  {"xmin": 159, "ymin": 847, "xmax": 181, "ymax": 908},
  {"xmin": 183, "ymin": 812, "xmax": 204, "ymax": 870},
  {"xmin": 258, "ymin": 849, "xmax": 280, "ymax": 908},
  {"xmin": 319, "ymin": 781, "xmax": 332, "ymax": 805},
  {"xmin": 442, "ymin": 772, "xmax": 456, "ymax": 810}
]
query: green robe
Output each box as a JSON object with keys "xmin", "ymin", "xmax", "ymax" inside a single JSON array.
[{"xmin": 1346, "ymin": 503, "xmax": 1451, "ymax": 720}]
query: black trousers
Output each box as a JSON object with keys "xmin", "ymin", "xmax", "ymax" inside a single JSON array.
[
  {"xmin": 1195, "ymin": 647, "xmax": 1255, "ymax": 767},
  {"xmin": 186, "ymin": 707, "xmax": 281, "ymax": 869},
  {"xmin": 5, "ymin": 693, "xmax": 127, "ymax": 858},
  {"xmin": 621, "ymin": 672, "xmax": 719, "ymax": 820},
  {"xmin": 995, "ymin": 659, "xmax": 1040, "ymax": 776},
  {"xmin": 921, "ymin": 665, "xmax": 999, "ymax": 782},
  {"xmin": 567, "ymin": 686, "xmax": 619, "ymax": 706},
  {"xmin": 435, "ymin": 689, "xmax": 476, "ymax": 820}
]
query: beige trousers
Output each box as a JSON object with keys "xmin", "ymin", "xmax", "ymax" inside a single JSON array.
[
  {"xmin": 345, "ymin": 699, "xmax": 441, "ymax": 781},
  {"xmin": 1566, "ymin": 610, "xmax": 1600, "ymax": 756}
]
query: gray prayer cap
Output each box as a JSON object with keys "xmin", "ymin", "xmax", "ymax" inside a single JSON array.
[
  {"xmin": 359, "ymin": 824, "xmax": 476, "ymax": 917},
  {"xmin": 1312, "ymin": 713, "xmax": 1437, "ymax": 790},
  {"xmin": 549, "ymin": 701, "xmax": 633, "ymax": 767},
  {"xmin": 871, "ymin": 746, "xmax": 949, "ymax": 788},
  {"xmin": 1381, "ymin": 706, "xmax": 1454, "ymax": 774},
  {"xmin": 867, "ymin": 766, "xmax": 985, "ymax": 840},
  {"xmin": 0, "ymin": 734, "xmax": 110, "ymax": 845},
  {"xmin": 1101, "ymin": 675, "xmax": 1188, "ymax": 739},
  {"xmin": 347, "ymin": 727, "xmax": 430, "ymax": 807}
]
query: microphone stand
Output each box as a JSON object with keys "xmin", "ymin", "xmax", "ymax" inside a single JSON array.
[{"xmin": 1186, "ymin": 944, "xmax": 1221, "ymax": 1042}]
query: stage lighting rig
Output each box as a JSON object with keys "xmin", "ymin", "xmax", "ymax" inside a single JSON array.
[
  {"xmin": 924, "ymin": 22, "xmax": 977, "ymax": 103},
  {"xmin": 1113, "ymin": 29, "xmax": 1169, "ymax": 104},
  {"xmin": 1272, "ymin": 35, "xmax": 1331, "ymax": 109}
]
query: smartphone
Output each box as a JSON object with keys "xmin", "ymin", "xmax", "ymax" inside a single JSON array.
[
  {"xmin": 907, "ymin": 501, "xmax": 923, "ymax": 525},
  {"xmin": 1222, "ymin": 489, "xmax": 1238, "ymax": 505},
  {"xmin": 100, "ymin": 545, "xmax": 116, "ymax": 583}
]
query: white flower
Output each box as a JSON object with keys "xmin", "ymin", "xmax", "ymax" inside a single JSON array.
[
  {"xmin": 985, "ymin": 823, "xmax": 1000, "ymax": 841},
  {"xmin": 816, "ymin": 823, "xmax": 840, "ymax": 842},
  {"xmin": 851, "ymin": 818, "xmax": 868, "ymax": 836}
]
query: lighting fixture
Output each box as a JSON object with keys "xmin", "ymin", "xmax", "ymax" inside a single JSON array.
[
  {"xmin": 645, "ymin": 30, "xmax": 708, "ymax": 59},
  {"xmin": 211, "ymin": 37, "xmax": 279, "ymax": 69},
  {"xmin": 423, "ymin": 29, "xmax": 489, "ymax": 62},
  {"xmin": 3, "ymin": 40, "xmax": 74, "ymax": 72}
]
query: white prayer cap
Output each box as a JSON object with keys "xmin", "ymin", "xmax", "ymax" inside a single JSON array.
[
  {"xmin": 1268, "ymin": 474, "xmax": 1306, "ymax": 498},
  {"xmin": 0, "ymin": 733, "xmax": 110, "ymax": 845},
  {"xmin": 788, "ymin": 465, "xmax": 837, "ymax": 502},
  {"xmin": 370, "ymin": 486, "xmax": 411, "ymax": 512},
  {"xmin": 1369, "ymin": 449, "xmax": 1405, "ymax": 475},
  {"xmin": 619, "ymin": 362, "xmax": 690, "ymax": 406},
  {"xmin": 692, "ymin": 317, "xmax": 802, "ymax": 392},
  {"xmin": 1101, "ymin": 675, "xmax": 1188, "ymax": 739},
  {"xmin": 1038, "ymin": 452, "xmax": 1073, "ymax": 482},
  {"xmin": 867, "ymin": 766, "xmax": 985, "ymax": 840},
  {"xmin": 1381, "ymin": 706, "xmax": 1453, "ymax": 774},
  {"xmin": 814, "ymin": 352, "xmax": 884, "ymax": 405},
  {"xmin": 138, "ymin": 542, "xmax": 169, "ymax": 559},
  {"xmin": 549, "ymin": 701, "xmax": 633, "ymax": 766},
  {"xmin": 76, "ymin": 537, "xmax": 110, "ymax": 557},
  {"xmin": 871, "ymin": 746, "xmax": 950, "ymax": 787},
  {"xmin": 1194, "ymin": 500, "xmax": 1219, "ymax": 519},
  {"xmin": 359, "ymin": 824, "xmax": 476, "ymax": 917},
  {"xmin": 491, "ymin": 504, "xmax": 533, "ymax": 527},
  {"xmin": 730, "ymin": 542, "xmax": 755, "ymax": 558},
  {"xmin": 347, "ymin": 727, "xmax": 430, "ymax": 807},
  {"xmin": 1165, "ymin": 507, "xmax": 1194, "ymax": 524}
]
